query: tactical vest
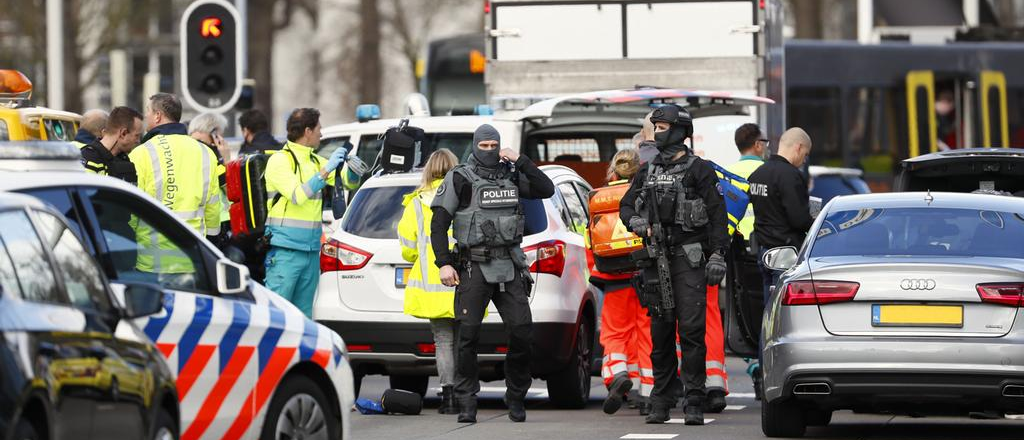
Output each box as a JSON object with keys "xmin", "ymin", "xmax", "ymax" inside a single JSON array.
[
  {"xmin": 452, "ymin": 164, "xmax": 528, "ymax": 284},
  {"xmin": 640, "ymin": 156, "xmax": 709, "ymax": 233}
]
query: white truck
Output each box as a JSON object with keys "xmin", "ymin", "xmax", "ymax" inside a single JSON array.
[{"xmin": 484, "ymin": 0, "xmax": 786, "ymax": 166}]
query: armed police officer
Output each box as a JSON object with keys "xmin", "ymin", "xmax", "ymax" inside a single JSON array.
[
  {"xmin": 431, "ymin": 124, "xmax": 554, "ymax": 424},
  {"xmin": 619, "ymin": 105, "xmax": 730, "ymax": 425}
]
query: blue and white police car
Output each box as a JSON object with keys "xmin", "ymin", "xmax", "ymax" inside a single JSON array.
[{"xmin": 0, "ymin": 143, "xmax": 354, "ymax": 440}]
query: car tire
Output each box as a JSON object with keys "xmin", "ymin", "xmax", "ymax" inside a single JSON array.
[
  {"xmin": 152, "ymin": 409, "xmax": 177, "ymax": 440},
  {"xmin": 762, "ymin": 397, "xmax": 806, "ymax": 438},
  {"xmin": 261, "ymin": 375, "xmax": 339, "ymax": 440},
  {"xmin": 389, "ymin": 374, "xmax": 429, "ymax": 397},
  {"xmin": 13, "ymin": 417, "xmax": 39, "ymax": 440},
  {"xmin": 804, "ymin": 408, "xmax": 832, "ymax": 426},
  {"xmin": 546, "ymin": 316, "xmax": 593, "ymax": 409}
]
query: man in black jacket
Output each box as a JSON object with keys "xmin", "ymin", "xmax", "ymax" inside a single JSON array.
[
  {"xmin": 619, "ymin": 105, "xmax": 729, "ymax": 426},
  {"xmin": 238, "ymin": 109, "xmax": 283, "ymax": 155},
  {"xmin": 430, "ymin": 124, "xmax": 554, "ymax": 424},
  {"xmin": 747, "ymin": 127, "xmax": 814, "ymax": 300},
  {"xmin": 80, "ymin": 106, "xmax": 143, "ymax": 183}
]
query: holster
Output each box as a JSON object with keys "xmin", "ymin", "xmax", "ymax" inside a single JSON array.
[{"xmin": 676, "ymin": 242, "xmax": 704, "ymax": 269}]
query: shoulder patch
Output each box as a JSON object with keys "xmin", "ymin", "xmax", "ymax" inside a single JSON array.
[
  {"xmin": 436, "ymin": 182, "xmax": 446, "ymax": 196},
  {"xmin": 716, "ymin": 181, "xmax": 724, "ymax": 195}
]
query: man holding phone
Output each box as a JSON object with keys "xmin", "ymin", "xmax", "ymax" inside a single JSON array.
[{"xmin": 189, "ymin": 112, "xmax": 233, "ymax": 245}]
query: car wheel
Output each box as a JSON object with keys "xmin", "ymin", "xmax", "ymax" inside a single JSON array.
[
  {"xmin": 261, "ymin": 375, "xmax": 338, "ymax": 440},
  {"xmin": 389, "ymin": 375, "xmax": 429, "ymax": 397},
  {"xmin": 546, "ymin": 316, "xmax": 593, "ymax": 409},
  {"xmin": 762, "ymin": 397, "xmax": 806, "ymax": 438},
  {"xmin": 152, "ymin": 409, "xmax": 177, "ymax": 440},
  {"xmin": 13, "ymin": 417, "xmax": 39, "ymax": 440},
  {"xmin": 805, "ymin": 408, "xmax": 832, "ymax": 426}
]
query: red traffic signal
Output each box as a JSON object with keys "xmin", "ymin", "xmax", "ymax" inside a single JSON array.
[{"xmin": 201, "ymin": 17, "xmax": 222, "ymax": 38}]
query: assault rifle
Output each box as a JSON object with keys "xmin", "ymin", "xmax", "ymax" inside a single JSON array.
[{"xmin": 630, "ymin": 184, "xmax": 675, "ymax": 317}]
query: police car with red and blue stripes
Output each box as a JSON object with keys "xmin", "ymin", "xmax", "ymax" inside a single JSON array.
[{"xmin": 0, "ymin": 142, "xmax": 354, "ymax": 440}]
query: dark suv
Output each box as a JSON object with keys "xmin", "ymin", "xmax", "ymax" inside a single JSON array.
[
  {"xmin": 895, "ymin": 148, "xmax": 1024, "ymax": 195},
  {"xmin": 0, "ymin": 192, "xmax": 177, "ymax": 440}
]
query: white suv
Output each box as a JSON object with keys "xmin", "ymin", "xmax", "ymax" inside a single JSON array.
[{"xmin": 314, "ymin": 165, "xmax": 602, "ymax": 408}]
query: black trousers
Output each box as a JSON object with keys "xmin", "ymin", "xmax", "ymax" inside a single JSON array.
[
  {"xmin": 649, "ymin": 254, "xmax": 708, "ymax": 405},
  {"xmin": 453, "ymin": 262, "xmax": 533, "ymax": 401}
]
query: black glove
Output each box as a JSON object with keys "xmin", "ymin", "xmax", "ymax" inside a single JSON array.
[
  {"xmin": 706, "ymin": 252, "xmax": 727, "ymax": 286},
  {"xmin": 628, "ymin": 216, "xmax": 650, "ymax": 237}
]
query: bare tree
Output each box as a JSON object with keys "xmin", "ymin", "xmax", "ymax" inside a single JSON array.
[
  {"xmin": 359, "ymin": 0, "xmax": 382, "ymax": 105},
  {"xmin": 384, "ymin": 0, "xmax": 469, "ymax": 92},
  {"xmin": 791, "ymin": 0, "xmax": 823, "ymax": 39},
  {"xmin": 248, "ymin": 0, "xmax": 318, "ymax": 116}
]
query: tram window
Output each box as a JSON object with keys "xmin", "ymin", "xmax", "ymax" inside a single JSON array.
[
  {"xmin": 788, "ymin": 87, "xmax": 842, "ymax": 167},
  {"xmin": 1009, "ymin": 89, "xmax": 1024, "ymax": 147}
]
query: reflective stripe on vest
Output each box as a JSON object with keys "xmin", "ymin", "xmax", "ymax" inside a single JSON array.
[{"xmin": 412, "ymin": 201, "xmax": 448, "ymax": 293}]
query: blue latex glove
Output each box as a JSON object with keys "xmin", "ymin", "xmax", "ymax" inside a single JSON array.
[
  {"xmin": 306, "ymin": 175, "xmax": 328, "ymax": 193},
  {"xmin": 325, "ymin": 147, "xmax": 348, "ymax": 172}
]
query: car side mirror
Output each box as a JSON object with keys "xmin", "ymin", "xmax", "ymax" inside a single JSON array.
[
  {"xmin": 763, "ymin": 246, "xmax": 799, "ymax": 271},
  {"xmin": 121, "ymin": 282, "xmax": 165, "ymax": 319},
  {"xmin": 217, "ymin": 258, "xmax": 251, "ymax": 295}
]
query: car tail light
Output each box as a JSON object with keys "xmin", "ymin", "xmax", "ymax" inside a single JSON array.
[
  {"xmin": 320, "ymin": 238, "xmax": 372, "ymax": 272},
  {"xmin": 347, "ymin": 344, "xmax": 372, "ymax": 352},
  {"xmin": 782, "ymin": 280, "xmax": 860, "ymax": 305},
  {"xmin": 522, "ymin": 240, "xmax": 565, "ymax": 277},
  {"xmin": 977, "ymin": 283, "xmax": 1024, "ymax": 307},
  {"xmin": 416, "ymin": 343, "xmax": 436, "ymax": 354},
  {"xmin": 495, "ymin": 345, "xmax": 508, "ymax": 354}
]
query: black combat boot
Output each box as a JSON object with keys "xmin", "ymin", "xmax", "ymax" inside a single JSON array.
[
  {"xmin": 702, "ymin": 389, "xmax": 727, "ymax": 413},
  {"xmin": 457, "ymin": 397, "xmax": 477, "ymax": 423},
  {"xmin": 504, "ymin": 393, "xmax": 527, "ymax": 422},
  {"xmin": 683, "ymin": 396, "xmax": 705, "ymax": 426},
  {"xmin": 644, "ymin": 401, "xmax": 670, "ymax": 424},
  {"xmin": 438, "ymin": 385, "xmax": 459, "ymax": 415},
  {"xmin": 638, "ymin": 396, "xmax": 652, "ymax": 416},
  {"xmin": 603, "ymin": 373, "xmax": 633, "ymax": 415}
]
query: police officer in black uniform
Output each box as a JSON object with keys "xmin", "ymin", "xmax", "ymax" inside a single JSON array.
[
  {"xmin": 80, "ymin": 106, "xmax": 144, "ymax": 183},
  {"xmin": 431, "ymin": 124, "xmax": 555, "ymax": 424},
  {"xmin": 619, "ymin": 105, "xmax": 730, "ymax": 425}
]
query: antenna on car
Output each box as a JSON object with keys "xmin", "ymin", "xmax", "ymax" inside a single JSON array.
[{"xmin": 925, "ymin": 189, "xmax": 934, "ymax": 205}]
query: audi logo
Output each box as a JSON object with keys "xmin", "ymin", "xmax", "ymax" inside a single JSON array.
[{"xmin": 900, "ymin": 279, "xmax": 936, "ymax": 290}]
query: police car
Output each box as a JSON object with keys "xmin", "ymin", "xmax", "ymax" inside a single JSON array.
[{"xmin": 0, "ymin": 142, "xmax": 354, "ymax": 440}]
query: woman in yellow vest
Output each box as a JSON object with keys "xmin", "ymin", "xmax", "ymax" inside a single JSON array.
[{"xmin": 397, "ymin": 148, "xmax": 459, "ymax": 414}]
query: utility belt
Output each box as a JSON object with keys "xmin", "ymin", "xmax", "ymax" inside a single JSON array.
[{"xmin": 464, "ymin": 246, "xmax": 513, "ymax": 262}]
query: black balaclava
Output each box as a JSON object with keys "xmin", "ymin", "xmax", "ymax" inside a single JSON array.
[
  {"xmin": 650, "ymin": 105, "xmax": 692, "ymax": 161},
  {"xmin": 471, "ymin": 124, "xmax": 501, "ymax": 168}
]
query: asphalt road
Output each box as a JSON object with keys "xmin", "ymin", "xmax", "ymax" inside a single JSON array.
[{"xmin": 351, "ymin": 356, "xmax": 1024, "ymax": 440}]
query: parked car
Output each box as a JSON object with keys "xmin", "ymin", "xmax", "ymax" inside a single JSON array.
[
  {"xmin": 808, "ymin": 165, "xmax": 871, "ymax": 203},
  {"xmin": 315, "ymin": 165, "xmax": 602, "ymax": 408},
  {"xmin": 0, "ymin": 192, "xmax": 178, "ymax": 440},
  {"xmin": 758, "ymin": 191, "xmax": 1024, "ymax": 437},
  {"xmin": 895, "ymin": 147, "xmax": 1024, "ymax": 195},
  {"xmin": 0, "ymin": 142, "xmax": 355, "ymax": 440}
]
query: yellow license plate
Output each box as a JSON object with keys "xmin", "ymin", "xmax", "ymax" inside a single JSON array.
[
  {"xmin": 395, "ymin": 267, "xmax": 412, "ymax": 288},
  {"xmin": 872, "ymin": 304, "xmax": 963, "ymax": 327}
]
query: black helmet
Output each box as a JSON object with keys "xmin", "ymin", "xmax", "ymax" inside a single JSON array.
[{"xmin": 649, "ymin": 104, "xmax": 693, "ymax": 139}]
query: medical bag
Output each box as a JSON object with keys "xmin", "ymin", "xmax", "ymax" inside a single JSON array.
[
  {"xmin": 225, "ymin": 154, "xmax": 271, "ymax": 237},
  {"xmin": 587, "ymin": 182, "xmax": 643, "ymax": 274},
  {"xmin": 379, "ymin": 119, "xmax": 427, "ymax": 174}
]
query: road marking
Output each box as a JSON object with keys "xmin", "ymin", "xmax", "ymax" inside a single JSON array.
[
  {"xmin": 727, "ymin": 392, "xmax": 756, "ymax": 399},
  {"xmin": 621, "ymin": 435, "xmax": 678, "ymax": 439},
  {"xmin": 666, "ymin": 418, "xmax": 714, "ymax": 424},
  {"xmin": 725, "ymin": 405, "xmax": 746, "ymax": 410}
]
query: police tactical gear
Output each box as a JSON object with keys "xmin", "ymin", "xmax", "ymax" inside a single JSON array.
[
  {"xmin": 650, "ymin": 105, "xmax": 694, "ymax": 160},
  {"xmin": 450, "ymin": 165, "xmax": 527, "ymax": 284},
  {"xmin": 705, "ymin": 252, "xmax": 727, "ymax": 285},
  {"xmin": 629, "ymin": 216, "xmax": 650, "ymax": 237}
]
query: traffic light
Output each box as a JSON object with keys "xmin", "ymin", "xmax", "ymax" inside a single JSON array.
[{"xmin": 181, "ymin": 0, "xmax": 242, "ymax": 113}]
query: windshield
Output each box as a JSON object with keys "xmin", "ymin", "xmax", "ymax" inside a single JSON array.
[
  {"xmin": 810, "ymin": 207, "xmax": 1024, "ymax": 259},
  {"xmin": 342, "ymin": 184, "xmax": 549, "ymax": 239}
]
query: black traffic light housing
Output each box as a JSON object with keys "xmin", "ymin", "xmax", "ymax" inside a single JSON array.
[{"xmin": 181, "ymin": 0, "xmax": 242, "ymax": 113}]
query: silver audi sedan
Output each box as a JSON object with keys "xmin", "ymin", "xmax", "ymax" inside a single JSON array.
[{"xmin": 759, "ymin": 191, "xmax": 1024, "ymax": 437}]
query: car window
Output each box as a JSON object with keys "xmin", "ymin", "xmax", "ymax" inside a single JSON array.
[
  {"xmin": 0, "ymin": 210, "xmax": 61, "ymax": 303},
  {"xmin": 548, "ymin": 189, "xmax": 574, "ymax": 230},
  {"xmin": 343, "ymin": 185, "xmax": 415, "ymax": 239},
  {"xmin": 316, "ymin": 136, "xmax": 352, "ymax": 158},
  {"xmin": 357, "ymin": 135, "xmax": 385, "ymax": 168},
  {"xmin": 32, "ymin": 210, "xmax": 111, "ymax": 312},
  {"xmin": 80, "ymin": 188, "xmax": 212, "ymax": 293},
  {"xmin": 557, "ymin": 182, "xmax": 588, "ymax": 235},
  {"xmin": 44, "ymin": 118, "xmax": 74, "ymax": 141},
  {"xmin": 811, "ymin": 207, "xmax": 1024, "ymax": 259},
  {"xmin": 433, "ymin": 133, "xmax": 474, "ymax": 163},
  {"xmin": 18, "ymin": 188, "xmax": 91, "ymax": 252},
  {"xmin": 810, "ymin": 175, "xmax": 867, "ymax": 204},
  {"xmin": 573, "ymin": 181, "xmax": 593, "ymax": 216},
  {"xmin": 0, "ymin": 234, "xmax": 22, "ymax": 298}
]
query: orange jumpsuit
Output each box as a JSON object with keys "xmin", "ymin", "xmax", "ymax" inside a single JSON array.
[{"xmin": 589, "ymin": 250, "xmax": 655, "ymax": 398}]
